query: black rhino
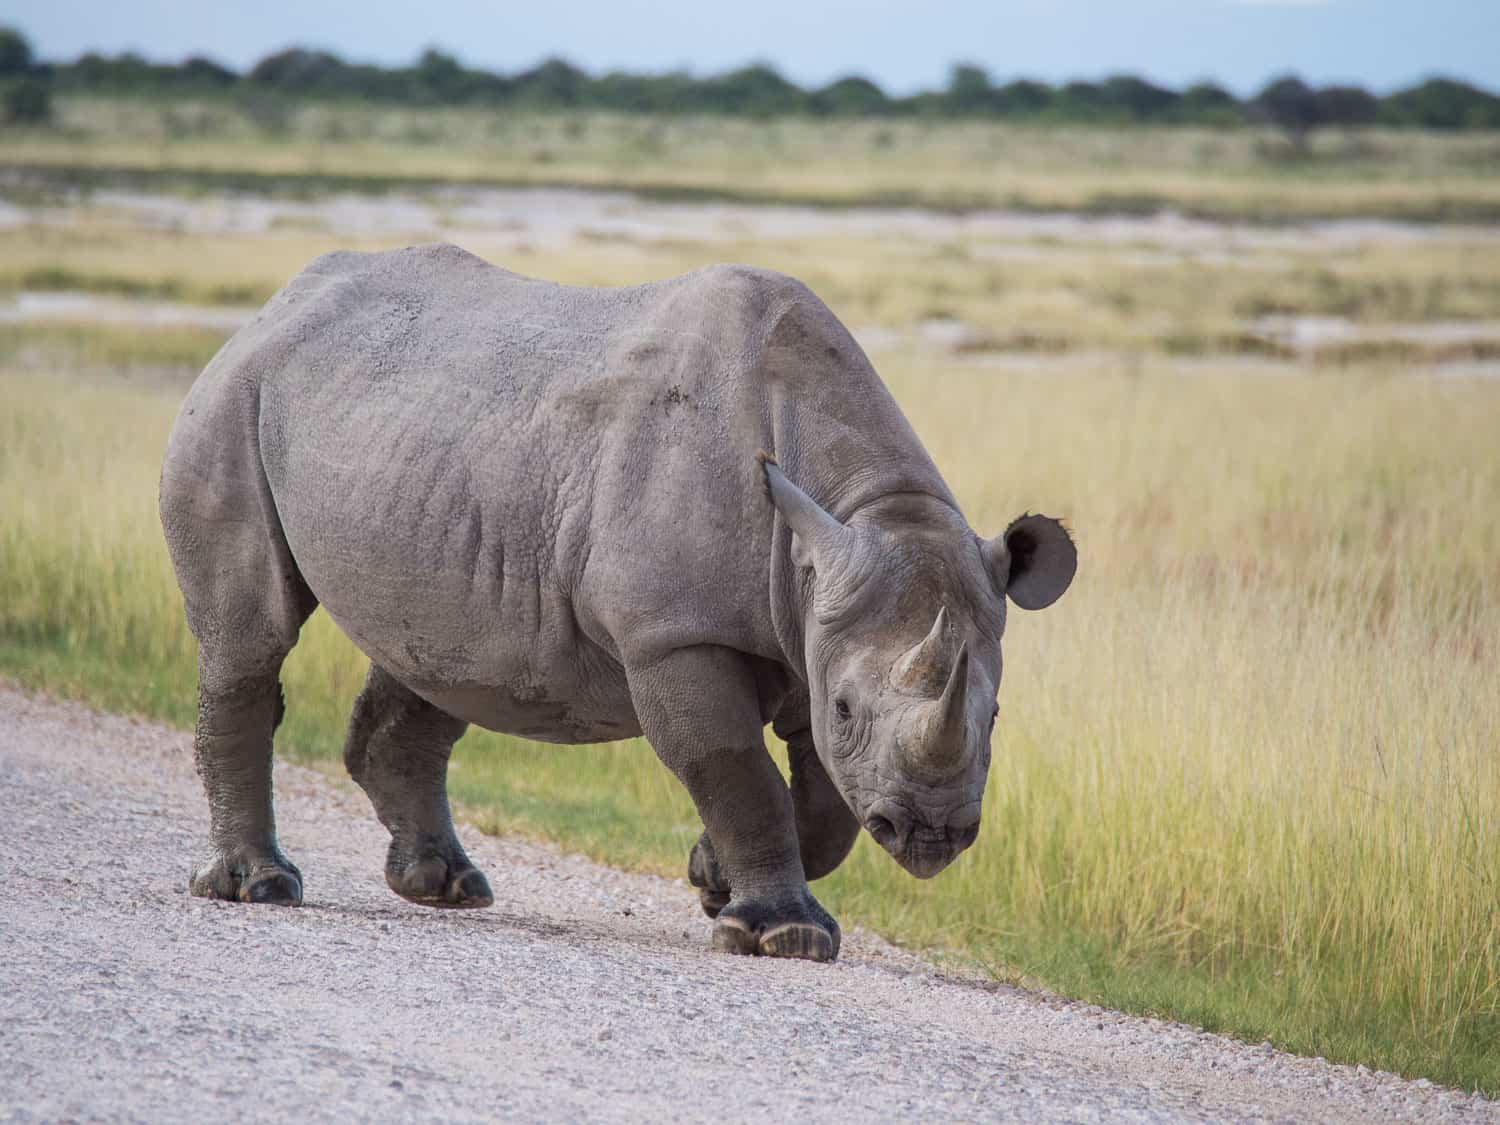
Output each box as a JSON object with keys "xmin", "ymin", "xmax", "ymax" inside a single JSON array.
[{"xmin": 160, "ymin": 245, "xmax": 1076, "ymax": 962}]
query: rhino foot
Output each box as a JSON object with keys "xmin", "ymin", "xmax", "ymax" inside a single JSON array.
[
  {"xmin": 698, "ymin": 888, "xmax": 731, "ymax": 919},
  {"xmin": 687, "ymin": 832, "xmax": 731, "ymax": 919},
  {"xmin": 386, "ymin": 849, "xmax": 494, "ymax": 909},
  {"xmin": 711, "ymin": 892, "xmax": 841, "ymax": 963},
  {"xmin": 190, "ymin": 850, "xmax": 303, "ymax": 906}
]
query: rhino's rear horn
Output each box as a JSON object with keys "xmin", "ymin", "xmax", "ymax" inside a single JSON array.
[{"xmin": 892, "ymin": 607, "xmax": 960, "ymax": 695}]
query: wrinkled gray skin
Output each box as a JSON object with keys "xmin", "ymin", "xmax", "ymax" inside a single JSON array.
[{"xmin": 160, "ymin": 245, "xmax": 1077, "ymax": 962}]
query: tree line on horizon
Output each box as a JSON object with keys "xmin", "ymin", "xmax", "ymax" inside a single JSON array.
[{"xmin": 3, "ymin": 25, "xmax": 1500, "ymax": 134}]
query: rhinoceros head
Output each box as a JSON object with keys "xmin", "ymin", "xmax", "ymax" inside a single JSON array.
[{"xmin": 763, "ymin": 458, "xmax": 1076, "ymax": 879}]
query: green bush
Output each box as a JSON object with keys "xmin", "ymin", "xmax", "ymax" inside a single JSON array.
[
  {"xmin": 0, "ymin": 26, "xmax": 33, "ymax": 76},
  {"xmin": 2, "ymin": 76, "xmax": 51, "ymax": 125}
]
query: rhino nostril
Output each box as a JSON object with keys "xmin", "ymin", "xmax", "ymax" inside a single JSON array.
[
  {"xmin": 867, "ymin": 815, "xmax": 898, "ymax": 848},
  {"xmin": 865, "ymin": 806, "xmax": 913, "ymax": 852}
]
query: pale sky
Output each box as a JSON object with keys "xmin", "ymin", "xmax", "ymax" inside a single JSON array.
[{"xmin": 8, "ymin": 0, "xmax": 1498, "ymax": 96}]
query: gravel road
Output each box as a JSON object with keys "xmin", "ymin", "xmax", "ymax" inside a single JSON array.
[{"xmin": 0, "ymin": 686, "xmax": 1493, "ymax": 1123}]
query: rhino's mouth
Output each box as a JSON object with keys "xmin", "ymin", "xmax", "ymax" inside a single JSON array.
[{"xmin": 864, "ymin": 805, "xmax": 980, "ymax": 880}]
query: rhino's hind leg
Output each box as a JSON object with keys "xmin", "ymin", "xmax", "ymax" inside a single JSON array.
[
  {"xmin": 189, "ymin": 662, "xmax": 305, "ymax": 906},
  {"xmin": 162, "ymin": 358, "xmax": 322, "ymax": 906},
  {"xmin": 343, "ymin": 667, "xmax": 493, "ymax": 909}
]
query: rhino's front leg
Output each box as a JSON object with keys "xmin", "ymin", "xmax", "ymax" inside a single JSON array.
[
  {"xmin": 689, "ymin": 726, "xmax": 861, "ymax": 918},
  {"xmin": 628, "ymin": 645, "xmax": 839, "ymax": 962}
]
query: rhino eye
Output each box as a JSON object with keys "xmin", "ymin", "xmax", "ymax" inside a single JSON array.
[{"xmin": 834, "ymin": 697, "xmax": 852, "ymax": 723}]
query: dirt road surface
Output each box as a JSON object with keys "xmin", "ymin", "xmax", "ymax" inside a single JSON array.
[{"xmin": 1, "ymin": 686, "xmax": 1493, "ymax": 1123}]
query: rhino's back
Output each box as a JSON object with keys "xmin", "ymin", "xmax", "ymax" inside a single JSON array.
[
  {"xmin": 254, "ymin": 242, "xmax": 730, "ymax": 409},
  {"xmin": 226, "ymin": 245, "xmax": 792, "ymax": 733}
]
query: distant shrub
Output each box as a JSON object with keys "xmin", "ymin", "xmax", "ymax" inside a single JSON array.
[
  {"xmin": 0, "ymin": 24, "xmax": 51, "ymax": 126},
  {"xmin": 1099, "ymin": 74, "xmax": 1181, "ymax": 120},
  {"xmin": 692, "ymin": 63, "xmax": 807, "ymax": 117},
  {"xmin": 179, "ymin": 55, "xmax": 237, "ymax": 90},
  {"xmin": 512, "ymin": 57, "xmax": 585, "ymax": 107},
  {"xmin": 810, "ymin": 75, "xmax": 892, "ymax": 117},
  {"xmin": 1253, "ymin": 75, "xmax": 1326, "ymax": 150},
  {"xmin": 2, "ymin": 76, "xmax": 51, "ymax": 125},
  {"xmin": 1380, "ymin": 77, "xmax": 1500, "ymax": 129},
  {"xmin": 1319, "ymin": 85, "xmax": 1380, "ymax": 127},
  {"xmin": 0, "ymin": 26, "xmax": 34, "ymax": 77},
  {"xmin": 1165, "ymin": 82, "xmax": 1245, "ymax": 128},
  {"xmin": 248, "ymin": 48, "xmax": 347, "ymax": 94},
  {"xmin": 992, "ymin": 79, "xmax": 1052, "ymax": 116}
]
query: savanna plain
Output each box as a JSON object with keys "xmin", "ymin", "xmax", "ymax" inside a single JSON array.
[{"xmin": 2, "ymin": 99, "xmax": 1498, "ymax": 1094}]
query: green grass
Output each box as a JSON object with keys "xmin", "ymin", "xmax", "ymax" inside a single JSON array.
[{"xmin": 3, "ymin": 354, "xmax": 1496, "ymax": 1094}]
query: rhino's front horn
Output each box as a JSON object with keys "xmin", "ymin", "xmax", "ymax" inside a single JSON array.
[
  {"xmin": 892, "ymin": 607, "xmax": 960, "ymax": 695},
  {"xmin": 906, "ymin": 640, "xmax": 971, "ymax": 780}
]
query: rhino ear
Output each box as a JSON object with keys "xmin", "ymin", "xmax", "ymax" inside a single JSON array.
[
  {"xmin": 982, "ymin": 513, "xmax": 1077, "ymax": 610},
  {"xmin": 757, "ymin": 451, "xmax": 854, "ymax": 573}
]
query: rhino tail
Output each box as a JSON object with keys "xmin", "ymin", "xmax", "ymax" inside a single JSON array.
[{"xmin": 754, "ymin": 448, "xmax": 779, "ymax": 496}]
